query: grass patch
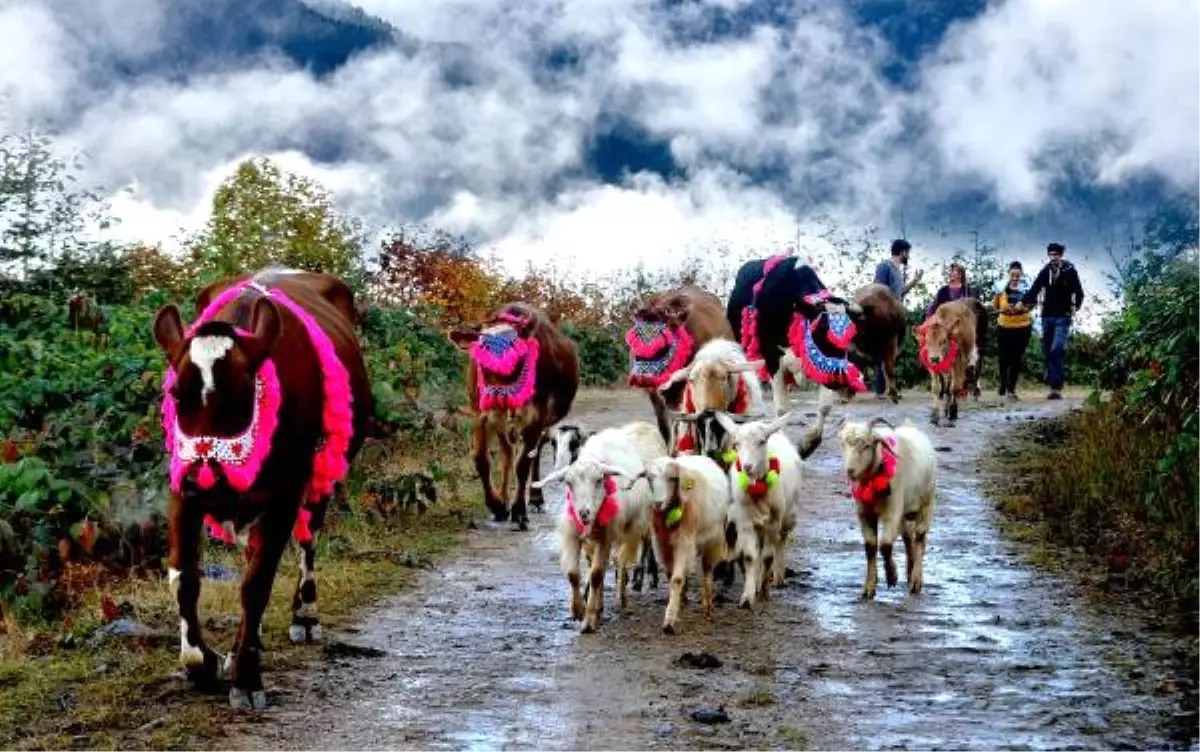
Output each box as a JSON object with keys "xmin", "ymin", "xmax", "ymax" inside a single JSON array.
[
  {"xmin": 738, "ymin": 686, "xmax": 778, "ymax": 707},
  {"xmin": 776, "ymin": 724, "xmax": 809, "ymax": 749},
  {"xmin": 981, "ymin": 399, "xmax": 1198, "ymax": 625},
  {"xmin": 0, "ymin": 432, "xmax": 481, "ymax": 751}
]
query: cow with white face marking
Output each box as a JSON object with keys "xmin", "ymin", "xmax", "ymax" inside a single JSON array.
[{"xmin": 154, "ymin": 268, "xmax": 371, "ymax": 710}]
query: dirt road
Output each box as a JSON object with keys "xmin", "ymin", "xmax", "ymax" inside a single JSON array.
[{"xmin": 229, "ymin": 389, "xmax": 1197, "ymax": 751}]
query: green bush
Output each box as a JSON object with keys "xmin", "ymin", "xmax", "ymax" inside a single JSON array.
[{"xmin": 561, "ymin": 322, "xmax": 627, "ymax": 387}]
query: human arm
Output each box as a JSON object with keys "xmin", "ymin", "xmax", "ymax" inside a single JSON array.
[
  {"xmin": 1070, "ymin": 268, "xmax": 1085, "ymax": 311},
  {"xmin": 902, "ymin": 267, "xmax": 924, "ymax": 297},
  {"xmin": 1021, "ymin": 268, "xmax": 1047, "ymax": 308}
]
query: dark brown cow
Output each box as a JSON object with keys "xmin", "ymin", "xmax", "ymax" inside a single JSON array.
[
  {"xmin": 449, "ymin": 302, "xmax": 579, "ymax": 529},
  {"xmin": 849, "ymin": 283, "xmax": 908, "ymax": 403},
  {"xmin": 152, "ymin": 268, "xmax": 372, "ymax": 709},
  {"xmin": 626, "ymin": 285, "xmax": 734, "ymax": 446}
]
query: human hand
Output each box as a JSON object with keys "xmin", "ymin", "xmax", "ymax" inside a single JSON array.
[{"xmin": 911, "ymin": 268, "xmax": 924, "ymax": 283}]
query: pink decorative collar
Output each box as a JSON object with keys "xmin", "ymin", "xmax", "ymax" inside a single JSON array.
[
  {"xmin": 565, "ymin": 476, "xmax": 620, "ymax": 535},
  {"xmin": 851, "ymin": 436, "xmax": 897, "ymax": 507},
  {"xmin": 162, "ymin": 279, "xmax": 355, "ymax": 545}
]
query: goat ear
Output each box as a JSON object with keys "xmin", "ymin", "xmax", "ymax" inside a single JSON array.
[
  {"xmin": 153, "ymin": 304, "xmax": 185, "ymax": 362},
  {"xmin": 532, "ymin": 466, "xmax": 569, "ymax": 489},
  {"xmin": 713, "ymin": 411, "xmax": 739, "ymax": 436},
  {"xmin": 241, "ymin": 297, "xmax": 283, "ymax": 368},
  {"xmin": 658, "ymin": 366, "xmax": 691, "ymax": 392}
]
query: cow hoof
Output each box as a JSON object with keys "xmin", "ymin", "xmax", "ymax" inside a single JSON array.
[
  {"xmin": 288, "ymin": 623, "xmax": 322, "ymax": 644},
  {"xmin": 512, "ymin": 517, "xmax": 529, "ymax": 531},
  {"xmin": 229, "ymin": 688, "xmax": 268, "ymax": 710}
]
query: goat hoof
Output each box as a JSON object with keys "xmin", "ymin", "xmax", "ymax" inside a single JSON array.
[
  {"xmin": 861, "ymin": 588, "xmax": 876, "ymax": 600},
  {"xmin": 739, "ymin": 597, "xmax": 754, "ymax": 611},
  {"xmin": 910, "ymin": 579, "xmax": 923, "ymax": 595},
  {"xmin": 229, "ymin": 688, "xmax": 268, "ymax": 710},
  {"xmin": 580, "ymin": 620, "xmax": 598, "ymax": 635},
  {"xmin": 662, "ymin": 622, "xmax": 676, "ymax": 635}
]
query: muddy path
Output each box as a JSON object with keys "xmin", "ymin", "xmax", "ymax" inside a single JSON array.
[{"xmin": 228, "ymin": 389, "xmax": 1197, "ymax": 751}]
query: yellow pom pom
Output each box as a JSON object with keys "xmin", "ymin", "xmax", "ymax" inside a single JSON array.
[
  {"xmin": 665, "ymin": 506, "xmax": 684, "ymax": 527},
  {"xmin": 766, "ymin": 469, "xmax": 779, "ymax": 488},
  {"xmin": 737, "ymin": 471, "xmax": 750, "ymax": 491},
  {"xmin": 682, "ymin": 478, "xmax": 695, "ymax": 491}
]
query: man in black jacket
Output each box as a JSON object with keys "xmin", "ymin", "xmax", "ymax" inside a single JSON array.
[{"xmin": 1022, "ymin": 242, "xmax": 1085, "ymax": 399}]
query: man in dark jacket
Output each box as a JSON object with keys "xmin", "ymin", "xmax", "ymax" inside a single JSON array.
[{"xmin": 1022, "ymin": 242, "xmax": 1085, "ymax": 399}]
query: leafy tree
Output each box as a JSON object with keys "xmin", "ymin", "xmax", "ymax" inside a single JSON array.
[
  {"xmin": 0, "ymin": 129, "xmax": 109, "ymax": 285},
  {"xmin": 186, "ymin": 157, "xmax": 366, "ymax": 283}
]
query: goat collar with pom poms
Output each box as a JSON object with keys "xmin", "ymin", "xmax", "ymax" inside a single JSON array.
[
  {"xmin": 851, "ymin": 436, "xmax": 898, "ymax": 507},
  {"xmin": 565, "ymin": 476, "xmax": 620, "ymax": 536},
  {"xmin": 734, "ymin": 454, "xmax": 781, "ymax": 500}
]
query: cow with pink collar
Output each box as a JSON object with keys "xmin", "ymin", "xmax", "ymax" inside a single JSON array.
[
  {"xmin": 153, "ymin": 268, "xmax": 372, "ymax": 709},
  {"xmin": 532, "ymin": 421, "xmax": 668, "ymax": 634}
]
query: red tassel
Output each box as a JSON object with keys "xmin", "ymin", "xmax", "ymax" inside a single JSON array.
[{"xmin": 197, "ymin": 462, "xmax": 216, "ymax": 490}]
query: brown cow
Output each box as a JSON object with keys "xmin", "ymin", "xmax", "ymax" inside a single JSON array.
[
  {"xmin": 449, "ymin": 302, "xmax": 579, "ymax": 529},
  {"xmin": 916, "ymin": 298, "xmax": 978, "ymax": 427},
  {"xmin": 850, "ymin": 283, "xmax": 908, "ymax": 403},
  {"xmin": 152, "ymin": 268, "xmax": 372, "ymax": 709},
  {"xmin": 626, "ymin": 285, "xmax": 734, "ymax": 447}
]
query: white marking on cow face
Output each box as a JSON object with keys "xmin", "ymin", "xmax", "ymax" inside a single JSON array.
[
  {"xmin": 180, "ymin": 618, "xmax": 204, "ymax": 667},
  {"xmin": 189, "ymin": 335, "xmax": 234, "ymax": 406}
]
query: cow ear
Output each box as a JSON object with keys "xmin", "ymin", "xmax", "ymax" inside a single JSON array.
[
  {"xmin": 448, "ymin": 327, "xmax": 480, "ymax": 351},
  {"xmin": 242, "ymin": 297, "xmax": 282, "ymax": 367},
  {"xmin": 153, "ymin": 305, "xmax": 185, "ymax": 362}
]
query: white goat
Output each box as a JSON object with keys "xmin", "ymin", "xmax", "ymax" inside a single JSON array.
[
  {"xmin": 643, "ymin": 454, "xmax": 731, "ymax": 634},
  {"xmin": 838, "ymin": 417, "xmax": 937, "ymax": 599},
  {"xmin": 658, "ymin": 338, "xmax": 769, "ymax": 421},
  {"xmin": 533, "ymin": 421, "xmax": 667, "ymax": 633},
  {"xmin": 714, "ymin": 411, "xmax": 804, "ymax": 610}
]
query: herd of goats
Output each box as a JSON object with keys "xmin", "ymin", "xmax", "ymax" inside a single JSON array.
[{"xmin": 151, "ymin": 256, "xmax": 981, "ymax": 708}]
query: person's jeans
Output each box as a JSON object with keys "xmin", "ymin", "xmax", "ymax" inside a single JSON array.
[
  {"xmin": 997, "ymin": 325, "xmax": 1032, "ymax": 393},
  {"xmin": 1041, "ymin": 316, "xmax": 1071, "ymax": 390}
]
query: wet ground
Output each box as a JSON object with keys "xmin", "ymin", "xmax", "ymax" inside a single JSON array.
[{"xmin": 228, "ymin": 388, "xmax": 1198, "ymax": 751}]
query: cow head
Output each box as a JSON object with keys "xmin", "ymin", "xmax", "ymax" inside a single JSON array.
[
  {"xmin": 450, "ymin": 307, "xmax": 539, "ymax": 401},
  {"xmin": 917, "ymin": 307, "xmax": 957, "ymax": 367},
  {"xmin": 154, "ymin": 297, "xmax": 282, "ymax": 448}
]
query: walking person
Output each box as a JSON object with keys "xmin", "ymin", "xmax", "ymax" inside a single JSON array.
[
  {"xmin": 925, "ymin": 261, "xmax": 974, "ymax": 319},
  {"xmin": 1022, "ymin": 242, "xmax": 1085, "ymax": 400},
  {"xmin": 993, "ymin": 261, "xmax": 1032, "ymax": 401},
  {"xmin": 871, "ymin": 239, "xmax": 923, "ymax": 399}
]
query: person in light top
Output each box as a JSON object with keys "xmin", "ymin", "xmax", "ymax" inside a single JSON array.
[{"xmin": 993, "ymin": 261, "xmax": 1032, "ymax": 401}]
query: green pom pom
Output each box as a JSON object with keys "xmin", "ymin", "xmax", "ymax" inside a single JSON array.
[
  {"xmin": 737, "ymin": 471, "xmax": 750, "ymax": 491},
  {"xmin": 665, "ymin": 506, "xmax": 684, "ymax": 527},
  {"xmin": 766, "ymin": 469, "xmax": 779, "ymax": 488}
]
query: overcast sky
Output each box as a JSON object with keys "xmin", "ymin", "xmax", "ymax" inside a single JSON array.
[{"xmin": 1, "ymin": 0, "xmax": 1196, "ymax": 320}]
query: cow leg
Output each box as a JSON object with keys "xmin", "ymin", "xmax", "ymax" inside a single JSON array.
[
  {"xmin": 228, "ymin": 502, "xmax": 296, "ymax": 710},
  {"xmin": 770, "ymin": 365, "xmax": 790, "ymax": 416},
  {"xmin": 527, "ymin": 433, "xmax": 547, "ymax": 513},
  {"xmin": 929, "ymin": 375, "xmax": 942, "ymax": 426},
  {"xmin": 289, "ymin": 503, "xmax": 325, "ymax": 644},
  {"xmin": 511, "ymin": 425, "xmax": 541, "ymax": 531},
  {"xmin": 798, "ymin": 386, "xmax": 835, "ymax": 459},
  {"xmin": 498, "ymin": 433, "xmax": 514, "ymax": 516},
  {"xmin": 885, "ymin": 338, "xmax": 901, "ymax": 403},
  {"xmin": 649, "ymin": 389, "xmax": 672, "ymax": 448},
  {"xmin": 167, "ymin": 495, "xmax": 225, "ymax": 687},
  {"xmin": 473, "ymin": 418, "xmax": 507, "ymax": 522}
]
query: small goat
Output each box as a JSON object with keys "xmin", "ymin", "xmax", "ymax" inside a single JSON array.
[
  {"xmin": 714, "ymin": 411, "xmax": 803, "ymax": 610},
  {"xmin": 534, "ymin": 422, "xmax": 660, "ymax": 594},
  {"xmin": 838, "ymin": 417, "xmax": 937, "ymax": 599},
  {"xmin": 533, "ymin": 421, "xmax": 667, "ymax": 633},
  {"xmin": 643, "ymin": 454, "xmax": 731, "ymax": 634}
]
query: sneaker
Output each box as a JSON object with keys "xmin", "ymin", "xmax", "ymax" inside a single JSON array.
[
  {"xmin": 1047, "ymin": 390, "xmax": 1062, "ymax": 400},
  {"xmin": 998, "ymin": 387, "xmax": 1007, "ymax": 397},
  {"xmin": 875, "ymin": 393, "xmax": 887, "ymax": 401}
]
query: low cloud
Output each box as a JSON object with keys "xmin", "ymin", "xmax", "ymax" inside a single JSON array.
[{"xmin": 0, "ymin": 0, "xmax": 1193, "ymax": 323}]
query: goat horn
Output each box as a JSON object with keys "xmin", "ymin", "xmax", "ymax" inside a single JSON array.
[{"xmin": 868, "ymin": 417, "xmax": 895, "ymax": 431}]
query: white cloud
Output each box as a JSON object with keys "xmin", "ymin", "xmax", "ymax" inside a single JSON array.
[
  {"xmin": 0, "ymin": 0, "xmax": 1194, "ymax": 336},
  {"xmin": 919, "ymin": 0, "xmax": 1200, "ymax": 207}
]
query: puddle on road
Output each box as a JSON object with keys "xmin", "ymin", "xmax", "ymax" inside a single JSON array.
[{"xmin": 226, "ymin": 391, "xmax": 1197, "ymax": 752}]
